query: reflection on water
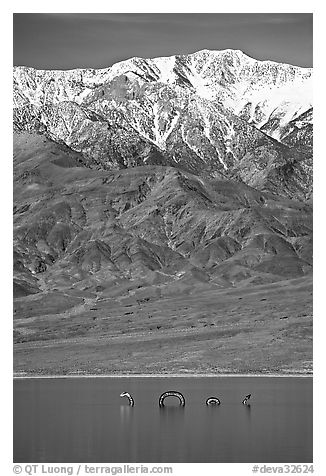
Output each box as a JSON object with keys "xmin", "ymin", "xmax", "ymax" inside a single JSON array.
[
  {"xmin": 158, "ymin": 406, "xmax": 186, "ymax": 462},
  {"xmin": 13, "ymin": 377, "xmax": 312, "ymax": 463}
]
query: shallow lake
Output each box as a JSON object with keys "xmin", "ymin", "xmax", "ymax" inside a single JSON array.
[{"xmin": 13, "ymin": 376, "xmax": 312, "ymax": 463}]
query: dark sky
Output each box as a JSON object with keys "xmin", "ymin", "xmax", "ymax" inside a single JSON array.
[{"xmin": 13, "ymin": 13, "xmax": 313, "ymax": 70}]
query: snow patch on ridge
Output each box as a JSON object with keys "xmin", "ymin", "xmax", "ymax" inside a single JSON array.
[
  {"xmin": 236, "ymin": 77, "xmax": 313, "ymax": 131},
  {"xmin": 187, "ymin": 58, "xmax": 215, "ymax": 100},
  {"xmin": 154, "ymin": 56, "xmax": 176, "ymax": 84},
  {"xmin": 152, "ymin": 104, "xmax": 180, "ymax": 149}
]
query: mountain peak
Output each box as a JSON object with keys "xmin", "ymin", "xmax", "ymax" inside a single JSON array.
[
  {"xmin": 192, "ymin": 48, "xmax": 246, "ymax": 56},
  {"xmin": 13, "ymin": 46, "xmax": 312, "ymax": 198}
]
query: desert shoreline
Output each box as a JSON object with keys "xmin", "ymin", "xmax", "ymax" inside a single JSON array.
[{"xmin": 13, "ymin": 372, "xmax": 313, "ymax": 379}]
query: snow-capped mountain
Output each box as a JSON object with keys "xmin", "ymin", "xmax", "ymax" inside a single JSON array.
[
  {"xmin": 13, "ymin": 49, "xmax": 313, "ymax": 376},
  {"xmin": 13, "ymin": 49, "xmax": 313, "ymax": 199}
]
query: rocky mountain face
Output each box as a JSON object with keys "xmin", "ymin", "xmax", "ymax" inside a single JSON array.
[
  {"xmin": 13, "ymin": 49, "xmax": 313, "ymax": 308},
  {"xmin": 14, "ymin": 49, "xmax": 312, "ymax": 199}
]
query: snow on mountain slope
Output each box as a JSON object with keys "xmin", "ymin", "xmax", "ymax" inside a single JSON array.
[
  {"xmin": 14, "ymin": 49, "xmax": 312, "ymax": 134},
  {"xmin": 13, "ymin": 49, "xmax": 313, "ymax": 199}
]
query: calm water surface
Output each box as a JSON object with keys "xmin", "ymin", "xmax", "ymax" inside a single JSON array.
[{"xmin": 14, "ymin": 377, "xmax": 312, "ymax": 463}]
